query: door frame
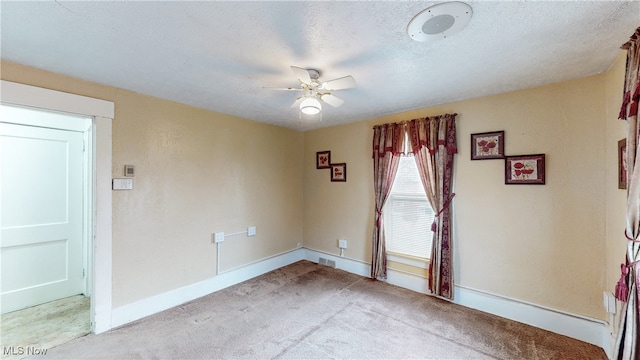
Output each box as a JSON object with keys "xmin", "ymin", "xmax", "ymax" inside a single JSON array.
[{"xmin": 1, "ymin": 80, "xmax": 114, "ymax": 333}]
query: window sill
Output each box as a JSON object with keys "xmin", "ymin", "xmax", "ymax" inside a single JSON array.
[{"xmin": 387, "ymin": 252, "xmax": 429, "ymax": 269}]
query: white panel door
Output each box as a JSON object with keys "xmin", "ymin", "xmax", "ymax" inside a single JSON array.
[{"xmin": 1, "ymin": 122, "xmax": 85, "ymax": 313}]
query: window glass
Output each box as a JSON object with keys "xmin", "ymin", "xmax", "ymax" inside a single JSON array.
[{"xmin": 384, "ymin": 155, "xmax": 434, "ymax": 259}]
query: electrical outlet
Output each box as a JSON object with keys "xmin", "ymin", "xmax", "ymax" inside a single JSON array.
[
  {"xmin": 607, "ymin": 292, "xmax": 616, "ymax": 314},
  {"xmin": 214, "ymin": 232, "xmax": 225, "ymax": 243},
  {"xmin": 248, "ymin": 226, "xmax": 256, "ymax": 236}
]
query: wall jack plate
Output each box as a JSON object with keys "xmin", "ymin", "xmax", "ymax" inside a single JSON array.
[
  {"xmin": 213, "ymin": 232, "xmax": 225, "ymax": 243},
  {"xmin": 248, "ymin": 226, "xmax": 256, "ymax": 236}
]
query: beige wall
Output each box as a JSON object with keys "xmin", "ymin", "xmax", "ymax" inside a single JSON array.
[
  {"xmin": 304, "ymin": 65, "xmax": 628, "ymax": 321},
  {"xmin": 1, "ymin": 60, "xmax": 304, "ymax": 307}
]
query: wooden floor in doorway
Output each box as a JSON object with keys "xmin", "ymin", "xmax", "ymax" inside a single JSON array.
[{"xmin": 1, "ymin": 295, "xmax": 90, "ymax": 360}]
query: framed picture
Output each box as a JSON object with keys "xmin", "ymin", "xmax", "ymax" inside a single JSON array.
[
  {"xmin": 330, "ymin": 163, "xmax": 347, "ymax": 182},
  {"xmin": 471, "ymin": 131, "xmax": 505, "ymax": 160},
  {"xmin": 316, "ymin": 151, "xmax": 331, "ymax": 169},
  {"xmin": 619, "ymin": 138, "xmax": 627, "ymax": 190},
  {"xmin": 505, "ymin": 154, "xmax": 545, "ymax": 185}
]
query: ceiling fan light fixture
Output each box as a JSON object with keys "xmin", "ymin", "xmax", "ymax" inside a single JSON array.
[
  {"xmin": 300, "ymin": 97, "xmax": 322, "ymax": 115},
  {"xmin": 407, "ymin": 1, "xmax": 473, "ymax": 42}
]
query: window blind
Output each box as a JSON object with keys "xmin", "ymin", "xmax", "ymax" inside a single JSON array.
[{"xmin": 384, "ymin": 156, "xmax": 434, "ymax": 259}]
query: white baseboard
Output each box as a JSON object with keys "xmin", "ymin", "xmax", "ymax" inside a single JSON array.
[
  {"xmin": 454, "ymin": 285, "xmax": 610, "ymax": 356},
  {"xmin": 302, "ymin": 248, "xmax": 609, "ymax": 356},
  {"xmin": 110, "ymin": 248, "xmax": 305, "ymax": 329},
  {"xmin": 108, "ymin": 246, "xmax": 609, "ymax": 357},
  {"xmin": 303, "ymin": 248, "xmax": 370, "ymax": 277}
]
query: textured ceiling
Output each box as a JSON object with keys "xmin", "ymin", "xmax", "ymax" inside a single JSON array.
[{"xmin": 1, "ymin": 1, "xmax": 638, "ymax": 131}]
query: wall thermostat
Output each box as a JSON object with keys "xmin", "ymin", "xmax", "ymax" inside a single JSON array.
[
  {"xmin": 124, "ymin": 165, "xmax": 135, "ymax": 177},
  {"xmin": 113, "ymin": 178, "xmax": 133, "ymax": 190}
]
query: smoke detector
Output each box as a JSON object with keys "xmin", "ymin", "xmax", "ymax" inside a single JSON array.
[{"xmin": 407, "ymin": 2, "xmax": 473, "ymax": 42}]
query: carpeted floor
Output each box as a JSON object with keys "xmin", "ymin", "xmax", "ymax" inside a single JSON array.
[
  {"xmin": 1, "ymin": 295, "xmax": 90, "ymax": 360},
  {"xmin": 35, "ymin": 261, "xmax": 605, "ymax": 359}
]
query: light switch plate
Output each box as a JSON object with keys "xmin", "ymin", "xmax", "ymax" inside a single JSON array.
[{"xmin": 113, "ymin": 178, "xmax": 133, "ymax": 190}]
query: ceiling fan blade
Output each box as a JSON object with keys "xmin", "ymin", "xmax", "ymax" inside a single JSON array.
[
  {"xmin": 290, "ymin": 97, "xmax": 303, "ymax": 108},
  {"xmin": 263, "ymin": 86, "xmax": 304, "ymax": 91},
  {"xmin": 320, "ymin": 93, "xmax": 344, "ymax": 107},
  {"xmin": 291, "ymin": 66, "xmax": 311, "ymax": 84},
  {"xmin": 322, "ymin": 76, "xmax": 356, "ymax": 90}
]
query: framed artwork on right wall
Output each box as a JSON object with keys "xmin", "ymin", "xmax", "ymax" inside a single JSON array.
[
  {"xmin": 619, "ymin": 138, "xmax": 627, "ymax": 190},
  {"xmin": 505, "ymin": 154, "xmax": 545, "ymax": 185}
]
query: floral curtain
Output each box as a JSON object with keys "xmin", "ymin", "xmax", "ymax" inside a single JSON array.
[
  {"xmin": 371, "ymin": 123, "xmax": 405, "ymax": 279},
  {"xmin": 407, "ymin": 114, "xmax": 458, "ymax": 299},
  {"xmin": 615, "ymin": 26, "xmax": 640, "ymax": 360}
]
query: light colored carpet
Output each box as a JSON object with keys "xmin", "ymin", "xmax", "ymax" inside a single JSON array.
[
  {"xmin": 37, "ymin": 261, "xmax": 605, "ymax": 359},
  {"xmin": 1, "ymin": 295, "xmax": 90, "ymax": 360}
]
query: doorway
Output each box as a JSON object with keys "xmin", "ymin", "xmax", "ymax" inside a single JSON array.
[
  {"xmin": 1, "ymin": 79, "xmax": 114, "ymax": 335},
  {"xmin": 1, "ymin": 105, "xmax": 93, "ymax": 352}
]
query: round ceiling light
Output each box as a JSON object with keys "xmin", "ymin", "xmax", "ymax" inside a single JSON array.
[
  {"xmin": 407, "ymin": 2, "xmax": 473, "ymax": 42},
  {"xmin": 300, "ymin": 97, "xmax": 322, "ymax": 115}
]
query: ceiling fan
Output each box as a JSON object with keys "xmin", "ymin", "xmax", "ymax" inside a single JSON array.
[{"xmin": 268, "ymin": 66, "xmax": 356, "ymax": 116}]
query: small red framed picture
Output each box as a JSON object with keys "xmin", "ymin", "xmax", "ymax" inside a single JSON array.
[
  {"xmin": 330, "ymin": 163, "xmax": 347, "ymax": 182},
  {"xmin": 316, "ymin": 151, "xmax": 331, "ymax": 169},
  {"xmin": 505, "ymin": 154, "xmax": 545, "ymax": 185},
  {"xmin": 619, "ymin": 138, "xmax": 627, "ymax": 190},
  {"xmin": 471, "ymin": 131, "xmax": 505, "ymax": 160}
]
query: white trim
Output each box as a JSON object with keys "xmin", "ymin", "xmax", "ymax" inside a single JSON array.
[
  {"xmin": 1, "ymin": 81, "xmax": 114, "ymax": 119},
  {"xmin": 0, "ymin": 103, "xmax": 92, "ymax": 131},
  {"xmin": 387, "ymin": 253, "xmax": 429, "ymax": 269},
  {"xmin": 111, "ymin": 248, "xmax": 305, "ymax": 328},
  {"xmin": 90, "ymin": 244, "xmax": 609, "ymax": 354},
  {"xmin": 302, "ymin": 248, "xmax": 608, "ymax": 354},
  {"xmin": 83, "ymin": 128, "xmax": 93, "ymax": 298},
  {"xmin": 1, "ymin": 80, "xmax": 114, "ymax": 334},
  {"xmin": 303, "ymin": 247, "xmax": 370, "ymax": 277},
  {"xmin": 454, "ymin": 285, "xmax": 610, "ymax": 355},
  {"xmin": 92, "ymin": 116, "xmax": 112, "ymax": 334},
  {"xmin": 386, "ymin": 268, "xmax": 430, "ymax": 294}
]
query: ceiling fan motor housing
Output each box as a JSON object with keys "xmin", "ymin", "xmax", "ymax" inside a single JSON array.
[{"xmin": 307, "ymin": 69, "xmax": 320, "ymax": 80}]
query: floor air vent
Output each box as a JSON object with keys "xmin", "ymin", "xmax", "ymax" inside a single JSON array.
[{"xmin": 318, "ymin": 257, "xmax": 336, "ymax": 268}]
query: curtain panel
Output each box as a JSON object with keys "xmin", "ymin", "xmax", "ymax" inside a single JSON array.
[
  {"xmin": 370, "ymin": 114, "xmax": 458, "ymax": 300},
  {"xmin": 615, "ymin": 26, "xmax": 640, "ymax": 360},
  {"xmin": 371, "ymin": 123, "xmax": 405, "ymax": 279},
  {"xmin": 407, "ymin": 114, "xmax": 458, "ymax": 299}
]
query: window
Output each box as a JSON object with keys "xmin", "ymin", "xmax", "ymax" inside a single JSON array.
[{"xmin": 384, "ymin": 155, "xmax": 434, "ymax": 259}]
